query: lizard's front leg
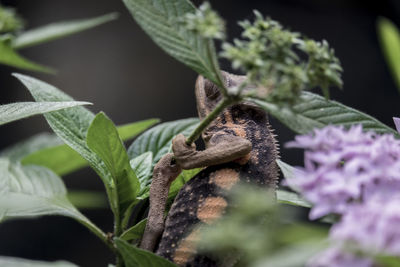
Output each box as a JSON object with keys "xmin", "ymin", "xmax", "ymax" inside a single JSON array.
[
  {"xmin": 140, "ymin": 132, "xmax": 251, "ymax": 252},
  {"xmin": 140, "ymin": 153, "xmax": 182, "ymax": 251},
  {"xmin": 172, "ymin": 133, "xmax": 252, "ymax": 170}
]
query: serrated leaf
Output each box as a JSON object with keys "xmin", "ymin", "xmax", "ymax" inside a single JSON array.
[
  {"xmin": 87, "ymin": 112, "xmax": 140, "ymax": 221},
  {"xmin": 276, "ymin": 189, "xmax": 311, "ymax": 208},
  {"xmin": 11, "ymin": 73, "xmax": 122, "ymax": 219},
  {"xmin": 0, "ymin": 133, "xmax": 63, "ymax": 162},
  {"xmin": 0, "ymin": 256, "xmax": 77, "ymax": 267},
  {"xmin": 0, "ymin": 101, "xmax": 91, "ymax": 126},
  {"xmin": 250, "ymin": 92, "xmax": 399, "ymax": 135},
  {"xmin": 0, "ymin": 158, "xmax": 105, "ymax": 240},
  {"xmin": 13, "ymin": 73, "xmax": 111, "ymax": 182},
  {"xmin": 115, "ymin": 238, "xmax": 178, "ymax": 267},
  {"xmin": 21, "ymin": 119, "xmax": 159, "ymax": 176},
  {"xmin": 377, "ymin": 17, "xmax": 400, "ymax": 91},
  {"xmin": 120, "ymin": 219, "xmax": 147, "ymax": 241},
  {"xmin": 12, "ymin": 13, "xmax": 118, "ymax": 50},
  {"xmin": 0, "ymin": 40, "xmax": 53, "ymax": 72},
  {"xmin": 130, "ymin": 152, "xmax": 153, "ymax": 195},
  {"xmin": 122, "ymin": 0, "xmax": 222, "ymax": 86},
  {"xmin": 128, "ymin": 118, "xmax": 199, "ymax": 165}
]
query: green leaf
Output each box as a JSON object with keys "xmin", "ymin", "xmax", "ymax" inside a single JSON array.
[
  {"xmin": 0, "ymin": 256, "xmax": 77, "ymax": 267},
  {"xmin": 376, "ymin": 254, "xmax": 400, "ymax": 267},
  {"xmin": 0, "ymin": 40, "xmax": 53, "ymax": 72},
  {"xmin": 276, "ymin": 160, "xmax": 301, "ymax": 192},
  {"xmin": 67, "ymin": 190, "xmax": 108, "ymax": 209},
  {"xmin": 22, "ymin": 145, "xmax": 86, "ymax": 176},
  {"xmin": 115, "ymin": 238, "xmax": 178, "ymax": 267},
  {"xmin": 13, "ymin": 73, "xmax": 111, "ymax": 181},
  {"xmin": 130, "ymin": 152, "xmax": 153, "ymax": 195},
  {"xmin": 0, "ymin": 158, "xmax": 106, "ymax": 241},
  {"xmin": 122, "ymin": 0, "xmax": 222, "ymax": 86},
  {"xmin": 12, "ymin": 73, "xmax": 121, "ymax": 218},
  {"xmin": 128, "ymin": 118, "xmax": 199, "ymax": 165},
  {"xmin": 0, "ymin": 158, "xmax": 74, "ymax": 219},
  {"xmin": 117, "ymin": 119, "xmax": 159, "ymax": 141},
  {"xmin": 276, "ymin": 189, "xmax": 311, "ymax": 208},
  {"xmin": 128, "ymin": 118, "xmax": 199, "ymax": 198},
  {"xmin": 277, "ymin": 160, "xmax": 294, "ymax": 179},
  {"xmin": 250, "ymin": 92, "xmax": 399, "ymax": 135},
  {"xmin": 377, "ymin": 17, "xmax": 400, "ymax": 90},
  {"xmin": 13, "ymin": 13, "xmax": 119, "ymax": 50},
  {"xmin": 0, "ymin": 133, "xmax": 63, "ymax": 162},
  {"xmin": 253, "ymin": 242, "xmax": 324, "ymax": 267},
  {"xmin": 120, "ymin": 219, "xmax": 147, "ymax": 241},
  {"xmin": 87, "ymin": 112, "xmax": 140, "ymax": 221},
  {"xmin": 21, "ymin": 119, "xmax": 159, "ymax": 176},
  {"xmin": 0, "ymin": 101, "xmax": 91, "ymax": 126}
]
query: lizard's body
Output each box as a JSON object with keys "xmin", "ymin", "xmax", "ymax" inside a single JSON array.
[{"xmin": 141, "ymin": 72, "xmax": 279, "ymax": 266}]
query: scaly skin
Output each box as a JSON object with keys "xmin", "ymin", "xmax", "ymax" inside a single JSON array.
[
  {"xmin": 140, "ymin": 153, "xmax": 182, "ymax": 251},
  {"xmin": 155, "ymin": 72, "xmax": 279, "ymax": 266}
]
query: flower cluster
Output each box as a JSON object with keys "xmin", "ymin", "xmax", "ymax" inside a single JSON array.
[
  {"xmin": 221, "ymin": 11, "xmax": 342, "ymax": 103},
  {"xmin": 307, "ymin": 245, "xmax": 375, "ymax": 267},
  {"xmin": 299, "ymin": 40, "xmax": 343, "ymax": 99},
  {"xmin": 182, "ymin": 2, "xmax": 225, "ymax": 40},
  {"xmin": 286, "ymin": 124, "xmax": 400, "ymax": 219},
  {"xmin": 394, "ymin": 117, "xmax": 400, "ymax": 132},
  {"xmin": 331, "ymin": 193, "xmax": 400, "ymax": 256},
  {"xmin": 286, "ymin": 123, "xmax": 400, "ymax": 266},
  {"xmin": 0, "ymin": 4, "xmax": 23, "ymax": 34},
  {"xmin": 308, "ymin": 193, "xmax": 400, "ymax": 266}
]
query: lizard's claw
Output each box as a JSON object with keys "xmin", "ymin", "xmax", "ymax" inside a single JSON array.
[{"xmin": 172, "ymin": 134, "xmax": 198, "ymax": 169}]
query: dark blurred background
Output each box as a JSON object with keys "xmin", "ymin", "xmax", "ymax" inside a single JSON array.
[{"xmin": 1, "ymin": 0, "xmax": 400, "ymax": 266}]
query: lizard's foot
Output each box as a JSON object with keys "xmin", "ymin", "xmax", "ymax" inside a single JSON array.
[{"xmin": 172, "ymin": 134, "xmax": 198, "ymax": 169}]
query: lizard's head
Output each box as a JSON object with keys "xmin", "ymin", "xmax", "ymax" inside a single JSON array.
[{"xmin": 195, "ymin": 71, "xmax": 263, "ymax": 120}]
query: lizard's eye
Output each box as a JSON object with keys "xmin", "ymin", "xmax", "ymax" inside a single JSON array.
[{"xmin": 204, "ymin": 80, "xmax": 220, "ymax": 99}]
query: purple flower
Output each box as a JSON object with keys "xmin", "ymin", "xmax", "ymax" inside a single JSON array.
[
  {"xmin": 286, "ymin": 125, "xmax": 400, "ymax": 219},
  {"xmin": 309, "ymin": 193, "xmax": 400, "ymax": 267},
  {"xmin": 394, "ymin": 117, "xmax": 400, "ymax": 133},
  {"xmin": 331, "ymin": 193, "xmax": 400, "ymax": 257},
  {"xmin": 307, "ymin": 245, "xmax": 374, "ymax": 267}
]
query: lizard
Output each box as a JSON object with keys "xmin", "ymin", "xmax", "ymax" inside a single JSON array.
[{"xmin": 140, "ymin": 71, "xmax": 279, "ymax": 266}]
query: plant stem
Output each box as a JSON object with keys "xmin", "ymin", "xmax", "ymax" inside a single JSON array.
[
  {"xmin": 110, "ymin": 187, "xmax": 123, "ymax": 266},
  {"xmin": 77, "ymin": 216, "xmax": 116, "ymax": 254},
  {"xmin": 206, "ymin": 39, "xmax": 227, "ymax": 96},
  {"xmin": 185, "ymin": 38, "xmax": 233, "ymax": 145},
  {"xmin": 186, "ymin": 96, "xmax": 236, "ymax": 145}
]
